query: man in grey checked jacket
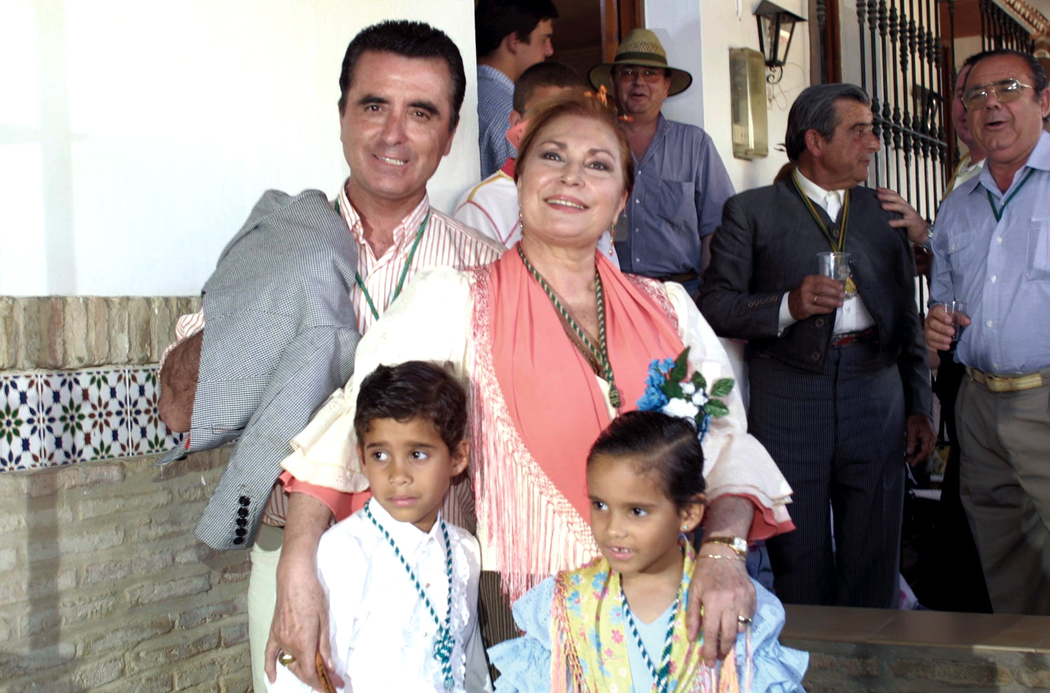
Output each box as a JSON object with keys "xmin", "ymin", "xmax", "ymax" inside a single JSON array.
[{"xmin": 158, "ymin": 20, "xmax": 503, "ymax": 692}]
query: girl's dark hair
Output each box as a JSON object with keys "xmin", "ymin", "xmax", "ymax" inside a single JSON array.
[
  {"xmin": 587, "ymin": 411, "xmax": 706, "ymax": 508},
  {"xmin": 354, "ymin": 361, "xmax": 467, "ymax": 451}
]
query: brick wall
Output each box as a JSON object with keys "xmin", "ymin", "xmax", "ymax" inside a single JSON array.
[{"xmin": 0, "ymin": 297, "xmax": 252, "ymax": 693}]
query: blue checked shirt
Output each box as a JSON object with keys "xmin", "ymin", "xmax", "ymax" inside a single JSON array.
[
  {"xmin": 477, "ymin": 65, "xmax": 516, "ymax": 178},
  {"xmin": 615, "ymin": 115, "xmax": 735, "ymax": 279},
  {"xmin": 931, "ymin": 131, "xmax": 1050, "ymax": 375}
]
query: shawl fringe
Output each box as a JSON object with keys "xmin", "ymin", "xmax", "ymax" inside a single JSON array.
[{"xmin": 469, "ymin": 265, "xmax": 601, "ymax": 602}]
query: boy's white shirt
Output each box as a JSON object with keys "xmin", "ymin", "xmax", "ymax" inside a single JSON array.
[{"xmin": 267, "ymin": 501, "xmax": 490, "ymax": 693}]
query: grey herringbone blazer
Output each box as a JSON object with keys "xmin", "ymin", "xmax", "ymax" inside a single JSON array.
[{"xmin": 158, "ymin": 189, "xmax": 360, "ymax": 550}]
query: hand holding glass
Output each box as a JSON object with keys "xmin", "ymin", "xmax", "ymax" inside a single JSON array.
[
  {"xmin": 942, "ymin": 301, "xmax": 968, "ymax": 342},
  {"xmin": 816, "ymin": 252, "xmax": 855, "ymax": 298}
]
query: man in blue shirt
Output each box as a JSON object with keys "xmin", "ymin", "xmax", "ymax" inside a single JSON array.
[
  {"xmin": 589, "ymin": 29, "xmax": 735, "ymax": 297},
  {"xmin": 475, "ymin": 0, "xmax": 557, "ymax": 178},
  {"xmin": 926, "ymin": 49, "xmax": 1050, "ymax": 615}
]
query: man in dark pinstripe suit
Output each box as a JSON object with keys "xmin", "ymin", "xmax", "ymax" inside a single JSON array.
[{"xmin": 700, "ymin": 84, "xmax": 935, "ymax": 608}]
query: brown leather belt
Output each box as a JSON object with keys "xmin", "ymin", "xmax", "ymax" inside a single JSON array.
[
  {"xmin": 655, "ymin": 270, "xmax": 698, "ymax": 284},
  {"xmin": 830, "ymin": 327, "xmax": 878, "ymax": 348},
  {"xmin": 966, "ymin": 367, "xmax": 1046, "ymax": 393}
]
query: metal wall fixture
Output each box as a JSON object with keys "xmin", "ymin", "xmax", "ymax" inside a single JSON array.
[{"xmin": 755, "ymin": 0, "xmax": 807, "ymax": 83}]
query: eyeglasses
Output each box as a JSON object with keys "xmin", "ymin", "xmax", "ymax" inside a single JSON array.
[
  {"xmin": 613, "ymin": 67, "xmax": 667, "ymax": 83},
  {"xmin": 963, "ymin": 78, "xmax": 1035, "ymax": 110}
]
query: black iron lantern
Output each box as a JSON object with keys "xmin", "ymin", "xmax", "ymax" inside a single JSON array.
[{"xmin": 754, "ymin": 1, "xmax": 806, "ymax": 69}]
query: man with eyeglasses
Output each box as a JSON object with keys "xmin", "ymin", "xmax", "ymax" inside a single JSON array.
[
  {"xmin": 589, "ymin": 29, "xmax": 734, "ymax": 297},
  {"xmin": 925, "ymin": 49, "xmax": 1050, "ymax": 615}
]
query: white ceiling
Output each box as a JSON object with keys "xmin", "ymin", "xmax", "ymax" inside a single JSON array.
[{"xmin": 1025, "ymin": 0, "xmax": 1050, "ymax": 21}]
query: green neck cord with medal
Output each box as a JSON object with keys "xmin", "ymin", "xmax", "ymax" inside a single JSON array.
[
  {"xmin": 363, "ymin": 500, "xmax": 456, "ymax": 689},
  {"xmin": 335, "ymin": 197, "xmax": 430, "ymax": 321},
  {"xmin": 791, "ymin": 171, "xmax": 857, "ymax": 296}
]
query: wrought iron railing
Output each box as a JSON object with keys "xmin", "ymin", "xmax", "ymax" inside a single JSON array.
[
  {"xmin": 980, "ymin": 0, "xmax": 1038, "ymax": 52},
  {"xmin": 853, "ymin": 0, "xmax": 948, "ymax": 224}
]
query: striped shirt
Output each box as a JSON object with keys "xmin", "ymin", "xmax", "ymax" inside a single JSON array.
[
  {"xmin": 338, "ymin": 183, "xmax": 504, "ymax": 334},
  {"xmin": 163, "ymin": 179, "xmax": 504, "ymax": 526}
]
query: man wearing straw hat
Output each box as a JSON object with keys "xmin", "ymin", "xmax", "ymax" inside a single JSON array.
[{"xmin": 590, "ymin": 29, "xmax": 734, "ymax": 297}]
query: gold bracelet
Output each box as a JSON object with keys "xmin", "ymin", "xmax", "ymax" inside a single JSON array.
[{"xmin": 700, "ymin": 552, "xmax": 744, "ymax": 561}]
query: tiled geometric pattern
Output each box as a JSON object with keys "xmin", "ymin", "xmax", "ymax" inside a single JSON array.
[{"xmin": 0, "ymin": 367, "xmax": 183, "ymax": 472}]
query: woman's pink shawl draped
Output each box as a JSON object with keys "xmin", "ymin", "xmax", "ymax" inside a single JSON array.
[{"xmin": 470, "ymin": 247, "xmax": 684, "ymax": 600}]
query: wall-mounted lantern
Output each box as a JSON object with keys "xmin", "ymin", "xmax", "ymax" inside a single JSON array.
[{"xmin": 754, "ymin": 0, "xmax": 806, "ymax": 82}]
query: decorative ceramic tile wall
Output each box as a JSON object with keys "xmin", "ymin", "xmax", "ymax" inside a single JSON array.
[{"xmin": 0, "ymin": 367, "xmax": 183, "ymax": 472}]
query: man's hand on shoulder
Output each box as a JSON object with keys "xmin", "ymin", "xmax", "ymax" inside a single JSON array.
[
  {"xmin": 158, "ymin": 330, "xmax": 203, "ymax": 433},
  {"xmin": 877, "ymin": 187, "xmax": 928, "ymax": 246},
  {"xmin": 788, "ymin": 276, "xmax": 843, "ymax": 321},
  {"xmin": 689, "ymin": 546, "xmax": 756, "ymax": 665}
]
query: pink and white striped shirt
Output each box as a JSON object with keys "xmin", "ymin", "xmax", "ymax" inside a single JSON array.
[
  {"xmin": 337, "ymin": 183, "xmax": 503, "ymax": 334},
  {"xmin": 161, "ymin": 180, "xmax": 504, "ymax": 527}
]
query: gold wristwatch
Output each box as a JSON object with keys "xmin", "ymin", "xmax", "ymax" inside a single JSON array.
[{"xmin": 702, "ymin": 536, "xmax": 748, "ymax": 558}]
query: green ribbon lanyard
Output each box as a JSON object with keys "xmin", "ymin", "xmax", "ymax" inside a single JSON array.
[
  {"xmin": 335, "ymin": 198, "xmax": 430, "ymax": 321},
  {"xmin": 792, "ymin": 171, "xmax": 850, "ymax": 252},
  {"xmin": 987, "ymin": 169, "xmax": 1035, "ymax": 223}
]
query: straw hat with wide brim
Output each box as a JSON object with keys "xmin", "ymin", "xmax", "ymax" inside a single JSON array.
[{"xmin": 588, "ymin": 29, "xmax": 693, "ymax": 97}]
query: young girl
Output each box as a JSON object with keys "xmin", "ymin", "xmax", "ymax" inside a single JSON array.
[{"xmin": 488, "ymin": 411, "xmax": 808, "ymax": 692}]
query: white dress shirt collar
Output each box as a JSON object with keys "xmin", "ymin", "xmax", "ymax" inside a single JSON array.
[
  {"xmin": 793, "ymin": 167, "xmax": 846, "ymax": 219},
  {"xmin": 365, "ymin": 498, "xmax": 445, "ymax": 557}
]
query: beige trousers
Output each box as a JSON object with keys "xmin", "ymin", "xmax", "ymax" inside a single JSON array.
[
  {"xmin": 248, "ymin": 526, "xmax": 282, "ymax": 692},
  {"xmin": 957, "ymin": 372, "xmax": 1050, "ymax": 614}
]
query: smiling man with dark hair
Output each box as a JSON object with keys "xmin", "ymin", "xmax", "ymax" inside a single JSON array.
[{"xmin": 157, "ymin": 20, "xmax": 502, "ymax": 692}]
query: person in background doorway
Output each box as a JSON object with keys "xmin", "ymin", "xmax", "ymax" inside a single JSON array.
[{"xmin": 475, "ymin": 0, "xmax": 557, "ymax": 178}]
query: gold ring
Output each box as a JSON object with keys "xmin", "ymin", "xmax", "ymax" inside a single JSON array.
[
  {"xmin": 699, "ymin": 605, "xmax": 705, "ymax": 619},
  {"xmin": 277, "ymin": 651, "xmax": 296, "ymax": 666},
  {"xmin": 737, "ymin": 615, "xmax": 753, "ymax": 627}
]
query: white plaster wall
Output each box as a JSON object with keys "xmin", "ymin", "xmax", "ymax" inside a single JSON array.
[
  {"xmin": 0, "ymin": 0, "xmax": 479, "ymax": 296},
  {"xmin": 644, "ymin": 0, "xmax": 810, "ymax": 193}
]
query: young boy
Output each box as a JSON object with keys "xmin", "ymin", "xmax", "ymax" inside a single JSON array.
[{"xmin": 268, "ymin": 362, "xmax": 488, "ymax": 693}]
